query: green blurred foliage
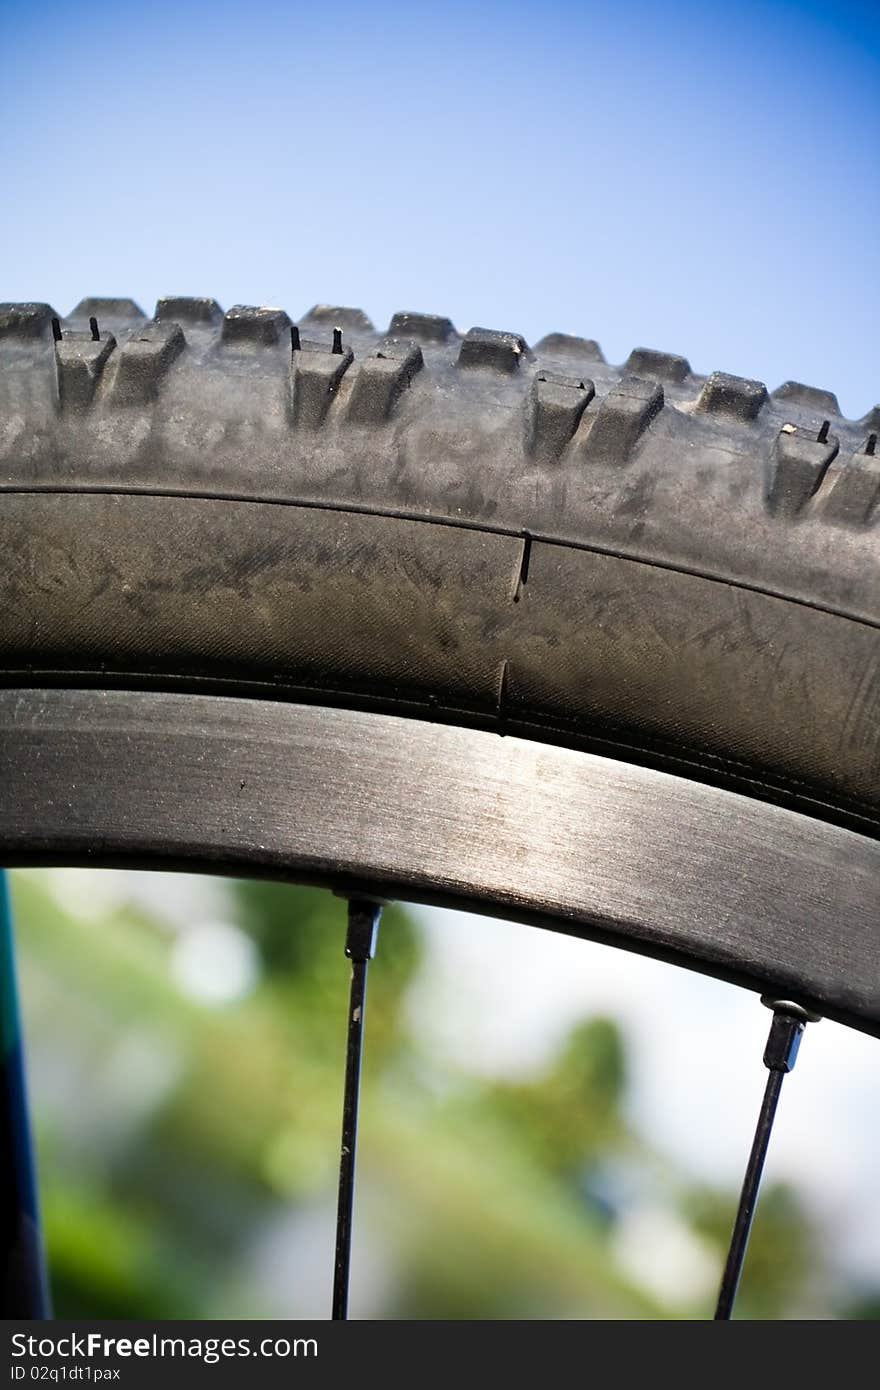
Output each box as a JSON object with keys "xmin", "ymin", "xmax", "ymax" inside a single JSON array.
[
  {"xmin": 7, "ymin": 869, "xmax": 873, "ymax": 1320},
  {"xmin": 682, "ymin": 1182, "xmax": 817, "ymax": 1320},
  {"xmin": 41, "ymin": 1181, "xmax": 200, "ymax": 1320},
  {"xmin": 487, "ymin": 1018, "xmax": 628, "ymax": 1177}
]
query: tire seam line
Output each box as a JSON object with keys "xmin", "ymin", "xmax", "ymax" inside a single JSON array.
[{"xmin": 2, "ymin": 483, "xmax": 878, "ymax": 633}]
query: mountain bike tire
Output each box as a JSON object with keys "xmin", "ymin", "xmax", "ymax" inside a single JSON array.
[{"xmin": 0, "ymin": 296, "xmax": 877, "ymax": 1036}]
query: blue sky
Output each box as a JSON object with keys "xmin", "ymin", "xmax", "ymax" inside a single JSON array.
[{"xmin": 1, "ymin": 0, "xmax": 877, "ymax": 414}]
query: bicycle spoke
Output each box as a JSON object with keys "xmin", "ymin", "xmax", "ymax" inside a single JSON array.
[
  {"xmin": 332, "ymin": 898, "xmax": 381, "ymax": 1321},
  {"xmin": 714, "ymin": 997, "xmax": 819, "ymax": 1320}
]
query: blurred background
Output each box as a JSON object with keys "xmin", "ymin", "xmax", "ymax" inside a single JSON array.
[
  {"xmin": 7, "ymin": 870, "xmax": 880, "ymax": 1318},
  {"xmin": 1, "ymin": 0, "xmax": 878, "ymax": 1318}
]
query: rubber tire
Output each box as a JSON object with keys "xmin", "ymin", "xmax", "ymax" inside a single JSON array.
[{"xmin": 0, "ymin": 296, "xmax": 878, "ymax": 836}]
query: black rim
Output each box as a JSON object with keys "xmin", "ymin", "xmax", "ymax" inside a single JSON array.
[{"xmin": 1, "ymin": 687, "xmax": 878, "ymax": 1036}]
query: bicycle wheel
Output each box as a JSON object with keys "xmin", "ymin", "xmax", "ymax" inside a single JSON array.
[{"xmin": 1, "ymin": 296, "xmax": 878, "ymax": 1315}]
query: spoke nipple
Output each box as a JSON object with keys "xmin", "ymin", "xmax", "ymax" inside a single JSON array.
[
  {"xmin": 763, "ymin": 1011, "xmax": 804, "ymax": 1073},
  {"xmin": 290, "ymin": 324, "xmax": 301, "ymax": 353},
  {"xmin": 51, "ymin": 316, "xmax": 62, "ymax": 343},
  {"xmin": 344, "ymin": 898, "xmax": 381, "ymax": 961},
  {"xmin": 89, "ymin": 315, "xmax": 100, "ymax": 341},
  {"xmin": 331, "ymin": 326, "xmax": 344, "ymax": 355},
  {"xmin": 817, "ymin": 419, "xmax": 830, "ymax": 444}
]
